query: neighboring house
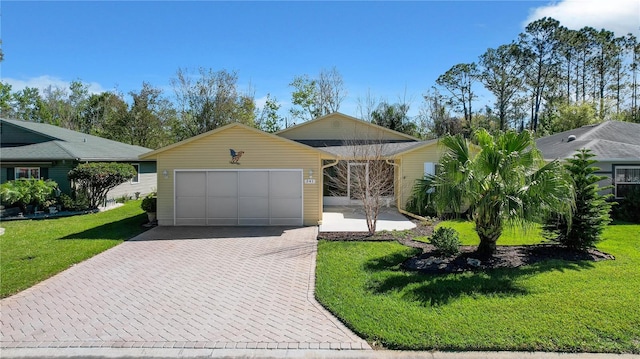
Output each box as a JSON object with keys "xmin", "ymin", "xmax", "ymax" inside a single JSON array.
[
  {"xmin": 536, "ymin": 120, "xmax": 640, "ymax": 199},
  {"xmin": 140, "ymin": 112, "xmax": 444, "ymax": 226},
  {"xmin": 0, "ymin": 118, "xmax": 157, "ymax": 200}
]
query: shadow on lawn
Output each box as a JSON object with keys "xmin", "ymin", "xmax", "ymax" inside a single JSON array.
[
  {"xmin": 364, "ymin": 252, "xmax": 594, "ymax": 306},
  {"xmin": 60, "ymin": 212, "xmax": 148, "ymax": 240}
]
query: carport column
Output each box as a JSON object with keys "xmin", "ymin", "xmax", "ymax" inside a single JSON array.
[
  {"xmin": 386, "ymin": 159, "xmax": 401, "ymax": 208},
  {"xmin": 320, "ymin": 159, "xmax": 340, "ymax": 224}
]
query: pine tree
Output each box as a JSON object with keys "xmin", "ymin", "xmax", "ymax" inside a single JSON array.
[{"xmin": 544, "ymin": 149, "xmax": 613, "ymax": 249}]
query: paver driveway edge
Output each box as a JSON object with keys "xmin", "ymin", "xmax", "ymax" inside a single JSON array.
[
  {"xmin": 304, "ymin": 231, "xmax": 370, "ymax": 347},
  {"xmin": 0, "ymin": 226, "xmax": 371, "ymax": 351},
  {"xmin": 2, "ymin": 348, "xmax": 639, "ymax": 359}
]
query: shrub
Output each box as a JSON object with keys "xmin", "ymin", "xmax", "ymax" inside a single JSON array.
[
  {"xmin": 430, "ymin": 227, "xmax": 461, "ymax": 256},
  {"xmin": 141, "ymin": 192, "xmax": 157, "ymax": 213},
  {"xmin": 0, "ymin": 179, "xmax": 58, "ymax": 213},
  {"xmin": 611, "ymin": 187, "xmax": 640, "ymax": 223},
  {"xmin": 406, "ymin": 174, "xmax": 437, "ymax": 217},
  {"xmin": 544, "ymin": 149, "xmax": 612, "ymax": 249},
  {"xmin": 115, "ymin": 194, "xmax": 131, "ymax": 204},
  {"xmin": 67, "ymin": 162, "xmax": 136, "ymax": 209},
  {"xmin": 59, "ymin": 193, "xmax": 91, "ymax": 212}
]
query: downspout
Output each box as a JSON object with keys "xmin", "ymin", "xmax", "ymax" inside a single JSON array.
[{"xmin": 322, "ymin": 159, "xmax": 339, "ymax": 170}]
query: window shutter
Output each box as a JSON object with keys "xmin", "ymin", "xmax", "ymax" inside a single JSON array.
[
  {"xmin": 7, "ymin": 167, "xmax": 15, "ymax": 180},
  {"xmin": 41, "ymin": 167, "xmax": 49, "ymax": 180},
  {"xmin": 424, "ymin": 162, "xmax": 435, "ymax": 176}
]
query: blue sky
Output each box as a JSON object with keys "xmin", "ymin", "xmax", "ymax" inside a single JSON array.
[{"xmin": 2, "ymin": 1, "xmax": 638, "ymax": 118}]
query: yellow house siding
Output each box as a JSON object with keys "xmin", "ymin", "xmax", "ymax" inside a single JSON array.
[
  {"xmin": 278, "ymin": 113, "xmax": 413, "ymax": 142},
  {"xmin": 397, "ymin": 144, "xmax": 442, "ymax": 210},
  {"xmin": 155, "ymin": 126, "xmax": 322, "ymax": 226}
]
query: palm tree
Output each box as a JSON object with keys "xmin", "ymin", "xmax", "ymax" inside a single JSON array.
[{"xmin": 434, "ymin": 129, "xmax": 573, "ymax": 256}]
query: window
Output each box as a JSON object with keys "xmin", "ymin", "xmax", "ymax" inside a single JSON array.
[
  {"xmin": 15, "ymin": 167, "xmax": 40, "ymax": 179},
  {"xmin": 615, "ymin": 166, "xmax": 640, "ymax": 198},
  {"xmin": 131, "ymin": 164, "xmax": 140, "ymax": 184},
  {"xmin": 424, "ymin": 162, "xmax": 435, "ymax": 176}
]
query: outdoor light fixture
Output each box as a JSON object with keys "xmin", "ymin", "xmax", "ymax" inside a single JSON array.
[
  {"xmin": 162, "ymin": 170, "xmax": 168, "ymax": 179},
  {"xmin": 308, "ymin": 169, "xmax": 313, "ymax": 178}
]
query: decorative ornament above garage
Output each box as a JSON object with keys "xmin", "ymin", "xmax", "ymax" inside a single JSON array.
[{"xmin": 229, "ymin": 149, "xmax": 244, "ymax": 165}]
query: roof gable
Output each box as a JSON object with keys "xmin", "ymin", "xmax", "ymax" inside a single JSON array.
[
  {"xmin": 1, "ymin": 121, "xmax": 59, "ymax": 146},
  {"xmin": 275, "ymin": 112, "xmax": 419, "ymax": 142},
  {"xmin": 140, "ymin": 122, "xmax": 334, "ymax": 159},
  {"xmin": 0, "ymin": 118, "xmax": 153, "ymax": 161}
]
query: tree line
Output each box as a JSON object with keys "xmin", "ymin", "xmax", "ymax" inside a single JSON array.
[
  {"xmin": 1, "ymin": 17, "xmax": 638, "ymax": 149},
  {"xmin": 424, "ymin": 17, "xmax": 639, "ymax": 137}
]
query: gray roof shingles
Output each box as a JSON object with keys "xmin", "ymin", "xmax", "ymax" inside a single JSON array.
[
  {"xmin": 1, "ymin": 118, "xmax": 152, "ymax": 162},
  {"xmin": 536, "ymin": 121, "xmax": 640, "ymax": 161},
  {"xmin": 320, "ymin": 140, "xmax": 437, "ymax": 158}
]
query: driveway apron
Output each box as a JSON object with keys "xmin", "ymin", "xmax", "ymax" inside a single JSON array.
[{"xmin": 0, "ymin": 226, "xmax": 370, "ymax": 350}]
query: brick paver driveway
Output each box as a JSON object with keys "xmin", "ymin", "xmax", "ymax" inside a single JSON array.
[{"xmin": 0, "ymin": 226, "xmax": 370, "ymax": 350}]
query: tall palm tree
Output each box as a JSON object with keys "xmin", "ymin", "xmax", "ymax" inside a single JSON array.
[{"xmin": 434, "ymin": 129, "xmax": 573, "ymax": 256}]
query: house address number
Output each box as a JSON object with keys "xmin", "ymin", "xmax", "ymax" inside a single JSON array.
[{"xmin": 304, "ymin": 178, "xmax": 316, "ymax": 184}]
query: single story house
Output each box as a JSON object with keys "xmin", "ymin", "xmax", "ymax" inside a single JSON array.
[
  {"xmin": 536, "ymin": 120, "xmax": 640, "ymax": 199},
  {"xmin": 0, "ymin": 118, "xmax": 157, "ymax": 200},
  {"xmin": 140, "ymin": 112, "xmax": 444, "ymax": 226}
]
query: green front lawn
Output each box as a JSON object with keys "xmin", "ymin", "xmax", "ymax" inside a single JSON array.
[
  {"xmin": 316, "ymin": 222, "xmax": 640, "ymax": 353},
  {"xmin": 436, "ymin": 220, "xmax": 546, "ymax": 245},
  {"xmin": 0, "ymin": 201, "xmax": 149, "ymax": 298}
]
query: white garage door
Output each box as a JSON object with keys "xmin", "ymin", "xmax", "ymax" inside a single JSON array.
[{"xmin": 175, "ymin": 170, "xmax": 303, "ymax": 226}]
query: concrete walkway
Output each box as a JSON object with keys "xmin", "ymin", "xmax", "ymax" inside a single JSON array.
[
  {"xmin": 0, "ymin": 226, "xmax": 369, "ymax": 351},
  {"xmin": 319, "ymin": 206, "xmax": 416, "ymax": 232}
]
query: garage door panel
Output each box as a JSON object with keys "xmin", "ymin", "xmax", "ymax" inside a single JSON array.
[
  {"xmin": 207, "ymin": 197, "xmax": 238, "ymax": 218},
  {"xmin": 208, "ymin": 218, "xmax": 238, "ymax": 225},
  {"xmin": 238, "ymin": 171, "xmax": 269, "ymax": 197},
  {"xmin": 269, "ymin": 172, "xmax": 302, "ymax": 197},
  {"xmin": 270, "ymin": 198, "xmax": 302, "ymax": 218},
  {"xmin": 208, "ymin": 172, "xmax": 237, "ymax": 196},
  {"xmin": 176, "ymin": 172, "xmax": 206, "ymax": 197},
  {"xmin": 238, "ymin": 197, "xmax": 268, "ymax": 218},
  {"xmin": 176, "ymin": 197, "xmax": 206, "ymax": 219}
]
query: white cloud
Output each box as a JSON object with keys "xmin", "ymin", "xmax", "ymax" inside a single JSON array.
[
  {"xmin": 3, "ymin": 75, "xmax": 106, "ymax": 94},
  {"xmin": 525, "ymin": 0, "xmax": 640, "ymax": 36},
  {"xmin": 254, "ymin": 95, "xmax": 269, "ymax": 110},
  {"xmin": 254, "ymin": 94, "xmax": 288, "ymax": 111}
]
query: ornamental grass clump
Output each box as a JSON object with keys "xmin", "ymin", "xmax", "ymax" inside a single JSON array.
[{"xmin": 429, "ymin": 227, "xmax": 461, "ymax": 256}]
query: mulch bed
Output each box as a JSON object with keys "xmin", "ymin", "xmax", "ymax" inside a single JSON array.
[
  {"xmin": 318, "ymin": 219, "xmax": 615, "ymax": 274},
  {"xmin": 403, "ymin": 244, "xmax": 614, "ymax": 274},
  {"xmin": 317, "ymin": 219, "xmax": 437, "ymax": 241}
]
